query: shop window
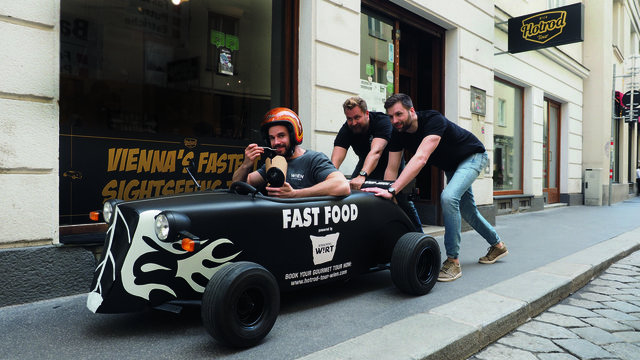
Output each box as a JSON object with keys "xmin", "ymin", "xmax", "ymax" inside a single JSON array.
[
  {"xmin": 367, "ymin": 17, "xmax": 386, "ymax": 40},
  {"xmin": 493, "ymin": 79, "xmax": 523, "ymax": 192},
  {"xmin": 60, "ymin": 0, "xmax": 289, "ymax": 141},
  {"xmin": 359, "ymin": 9, "xmax": 394, "ymax": 112},
  {"xmin": 59, "ymin": 0, "xmax": 294, "ymax": 226},
  {"xmin": 497, "ymin": 98, "xmax": 507, "ymax": 127}
]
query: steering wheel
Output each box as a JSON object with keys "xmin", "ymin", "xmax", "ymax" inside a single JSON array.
[{"xmin": 229, "ymin": 181, "xmax": 259, "ymax": 197}]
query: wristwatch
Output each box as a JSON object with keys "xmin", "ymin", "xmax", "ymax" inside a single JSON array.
[
  {"xmin": 387, "ymin": 186, "xmax": 396, "ymax": 197},
  {"xmin": 359, "ymin": 170, "xmax": 368, "ymax": 178}
]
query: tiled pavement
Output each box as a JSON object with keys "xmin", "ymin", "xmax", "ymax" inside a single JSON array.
[{"xmin": 469, "ymin": 250, "xmax": 640, "ymax": 360}]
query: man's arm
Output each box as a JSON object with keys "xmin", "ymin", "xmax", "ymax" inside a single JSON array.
[
  {"xmin": 384, "ymin": 150, "xmax": 403, "ymax": 181},
  {"xmin": 330, "ymin": 146, "xmax": 348, "ymax": 170},
  {"xmin": 266, "ymin": 171, "xmax": 350, "ymax": 198},
  {"xmin": 232, "ymin": 143, "xmax": 266, "ymax": 187},
  {"xmin": 350, "ymin": 137, "xmax": 388, "ymax": 190},
  {"xmin": 393, "ymin": 135, "xmax": 440, "ymax": 192},
  {"xmin": 364, "ymin": 135, "xmax": 440, "ymax": 199}
]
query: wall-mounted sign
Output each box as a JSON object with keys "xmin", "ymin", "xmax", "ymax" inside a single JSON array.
[
  {"xmin": 218, "ymin": 47, "xmax": 233, "ymax": 75},
  {"xmin": 211, "ymin": 30, "xmax": 225, "ymax": 47},
  {"xmin": 622, "ymin": 90, "xmax": 640, "ymax": 109},
  {"xmin": 614, "ymin": 90, "xmax": 640, "ymax": 123},
  {"xmin": 508, "ymin": 3, "xmax": 583, "ymax": 54},
  {"xmin": 470, "ymin": 86, "xmax": 486, "ymax": 116},
  {"xmin": 59, "ymin": 126, "xmax": 250, "ymax": 226}
]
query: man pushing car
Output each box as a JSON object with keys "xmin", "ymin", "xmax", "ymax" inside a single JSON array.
[{"xmin": 362, "ymin": 93, "xmax": 508, "ymax": 282}]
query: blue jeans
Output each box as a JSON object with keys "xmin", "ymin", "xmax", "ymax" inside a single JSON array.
[
  {"xmin": 396, "ymin": 192, "xmax": 423, "ymax": 232},
  {"xmin": 442, "ymin": 152, "xmax": 500, "ymax": 259}
]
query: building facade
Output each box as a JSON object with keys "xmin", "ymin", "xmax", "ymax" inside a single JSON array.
[{"xmin": 1, "ymin": 0, "xmax": 639, "ymax": 305}]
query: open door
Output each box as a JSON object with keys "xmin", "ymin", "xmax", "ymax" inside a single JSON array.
[
  {"xmin": 543, "ymin": 99, "xmax": 560, "ymax": 203},
  {"xmin": 361, "ymin": 0, "xmax": 445, "ymax": 225}
]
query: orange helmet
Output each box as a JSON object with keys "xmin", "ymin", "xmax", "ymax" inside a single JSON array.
[{"xmin": 261, "ymin": 107, "xmax": 303, "ymax": 146}]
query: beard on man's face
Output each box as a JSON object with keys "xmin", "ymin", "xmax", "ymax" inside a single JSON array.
[
  {"xmin": 349, "ymin": 123, "xmax": 365, "ymax": 135},
  {"xmin": 274, "ymin": 143, "xmax": 293, "ymax": 157}
]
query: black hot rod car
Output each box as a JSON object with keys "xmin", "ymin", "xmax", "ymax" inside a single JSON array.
[{"xmin": 87, "ymin": 181, "xmax": 440, "ymax": 347}]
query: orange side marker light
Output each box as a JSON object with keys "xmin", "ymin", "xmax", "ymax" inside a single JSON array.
[{"xmin": 182, "ymin": 238, "xmax": 195, "ymax": 252}]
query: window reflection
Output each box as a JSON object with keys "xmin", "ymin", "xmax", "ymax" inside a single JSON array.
[
  {"xmin": 359, "ymin": 9, "xmax": 394, "ymax": 112},
  {"xmin": 60, "ymin": 0, "xmax": 283, "ymax": 143},
  {"xmin": 493, "ymin": 80, "xmax": 523, "ymax": 192}
]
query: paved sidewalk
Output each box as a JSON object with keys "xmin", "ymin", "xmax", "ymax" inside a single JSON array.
[
  {"xmin": 296, "ymin": 223, "xmax": 640, "ymax": 360},
  {"xmin": 469, "ymin": 250, "xmax": 640, "ymax": 360}
]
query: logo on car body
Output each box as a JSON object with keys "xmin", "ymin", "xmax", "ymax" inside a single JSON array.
[{"xmin": 309, "ymin": 233, "xmax": 339, "ymax": 265}]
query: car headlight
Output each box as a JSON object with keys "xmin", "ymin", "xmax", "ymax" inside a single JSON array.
[
  {"xmin": 155, "ymin": 213, "xmax": 170, "ymax": 241},
  {"xmin": 154, "ymin": 211, "xmax": 191, "ymax": 242},
  {"xmin": 102, "ymin": 200, "xmax": 123, "ymax": 224}
]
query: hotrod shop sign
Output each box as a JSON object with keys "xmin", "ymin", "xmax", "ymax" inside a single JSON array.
[
  {"xmin": 508, "ymin": 3, "xmax": 583, "ymax": 54},
  {"xmin": 60, "ymin": 126, "xmax": 253, "ymax": 225}
]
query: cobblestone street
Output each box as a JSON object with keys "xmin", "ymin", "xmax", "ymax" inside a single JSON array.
[{"xmin": 469, "ymin": 251, "xmax": 640, "ymax": 360}]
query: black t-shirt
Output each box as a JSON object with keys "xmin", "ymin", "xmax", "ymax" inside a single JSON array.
[
  {"xmin": 388, "ymin": 110, "xmax": 485, "ymax": 172},
  {"xmin": 257, "ymin": 150, "xmax": 337, "ymax": 189},
  {"xmin": 333, "ymin": 111, "xmax": 392, "ymax": 179}
]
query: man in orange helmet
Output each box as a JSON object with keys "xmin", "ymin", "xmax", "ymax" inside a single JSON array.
[{"xmin": 232, "ymin": 107, "xmax": 350, "ymax": 198}]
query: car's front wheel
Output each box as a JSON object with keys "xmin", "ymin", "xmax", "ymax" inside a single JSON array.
[
  {"xmin": 391, "ymin": 233, "xmax": 440, "ymax": 295},
  {"xmin": 201, "ymin": 261, "xmax": 280, "ymax": 347}
]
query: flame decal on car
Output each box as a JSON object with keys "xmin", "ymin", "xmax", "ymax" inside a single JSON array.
[
  {"xmin": 88, "ymin": 209, "xmax": 241, "ymax": 313},
  {"xmin": 88, "ymin": 206, "xmax": 131, "ymax": 312}
]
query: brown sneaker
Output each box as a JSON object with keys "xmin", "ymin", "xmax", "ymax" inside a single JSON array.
[
  {"xmin": 479, "ymin": 243, "xmax": 508, "ymax": 264},
  {"xmin": 437, "ymin": 259, "xmax": 461, "ymax": 282}
]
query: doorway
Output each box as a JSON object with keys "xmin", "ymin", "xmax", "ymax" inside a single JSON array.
[
  {"xmin": 543, "ymin": 99, "xmax": 561, "ymax": 203},
  {"xmin": 361, "ymin": 0, "xmax": 445, "ymax": 225}
]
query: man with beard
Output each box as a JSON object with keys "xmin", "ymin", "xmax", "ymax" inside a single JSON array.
[
  {"xmin": 362, "ymin": 93, "xmax": 507, "ymax": 282},
  {"xmin": 331, "ymin": 96, "xmax": 422, "ymax": 232},
  {"xmin": 232, "ymin": 107, "xmax": 350, "ymax": 198}
]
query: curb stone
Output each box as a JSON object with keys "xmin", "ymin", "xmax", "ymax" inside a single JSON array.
[{"xmin": 296, "ymin": 226, "xmax": 640, "ymax": 360}]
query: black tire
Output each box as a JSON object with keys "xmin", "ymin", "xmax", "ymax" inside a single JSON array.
[
  {"xmin": 391, "ymin": 233, "xmax": 440, "ymax": 295},
  {"xmin": 201, "ymin": 262, "xmax": 280, "ymax": 348}
]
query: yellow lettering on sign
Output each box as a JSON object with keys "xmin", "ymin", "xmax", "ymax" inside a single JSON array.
[
  {"xmin": 520, "ymin": 11, "xmax": 566, "ymax": 44},
  {"xmin": 151, "ymin": 150, "xmax": 166, "ymax": 173},
  {"xmin": 107, "ymin": 148, "xmax": 123, "ymax": 172},
  {"xmin": 102, "ymin": 179, "xmax": 118, "ymax": 202},
  {"xmin": 139, "ymin": 149, "xmax": 153, "ymax": 173},
  {"xmin": 228, "ymin": 153, "xmax": 244, "ymax": 173},
  {"xmin": 125, "ymin": 148, "xmax": 139, "ymax": 172},
  {"xmin": 216, "ymin": 153, "xmax": 228, "ymax": 174}
]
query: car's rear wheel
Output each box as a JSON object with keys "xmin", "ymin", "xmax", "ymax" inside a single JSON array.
[
  {"xmin": 391, "ymin": 233, "xmax": 440, "ymax": 295},
  {"xmin": 201, "ymin": 261, "xmax": 280, "ymax": 347}
]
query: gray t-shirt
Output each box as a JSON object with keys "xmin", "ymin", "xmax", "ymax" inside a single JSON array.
[{"xmin": 257, "ymin": 149, "xmax": 337, "ymax": 189}]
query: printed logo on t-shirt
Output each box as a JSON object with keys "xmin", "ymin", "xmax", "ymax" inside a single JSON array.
[{"xmin": 290, "ymin": 173, "xmax": 304, "ymax": 181}]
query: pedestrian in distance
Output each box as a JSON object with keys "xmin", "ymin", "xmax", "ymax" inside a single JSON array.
[
  {"xmin": 362, "ymin": 93, "xmax": 507, "ymax": 282},
  {"xmin": 636, "ymin": 163, "xmax": 640, "ymax": 196},
  {"xmin": 331, "ymin": 96, "xmax": 423, "ymax": 232},
  {"xmin": 233, "ymin": 107, "xmax": 350, "ymax": 198}
]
